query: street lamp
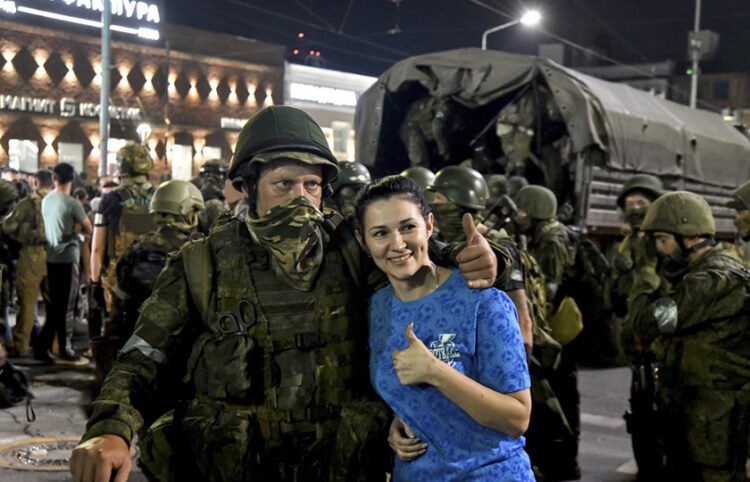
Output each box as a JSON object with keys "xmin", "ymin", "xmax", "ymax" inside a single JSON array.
[
  {"xmin": 481, "ymin": 9, "xmax": 541, "ymax": 50},
  {"xmin": 137, "ymin": 123, "xmax": 152, "ymax": 145}
]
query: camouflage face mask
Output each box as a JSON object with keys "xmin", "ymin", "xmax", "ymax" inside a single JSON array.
[
  {"xmin": 430, "ymin": 201, "xmax": 468, "ymax": 244},
  {"xmin": 624, "ymin": 206, "xmax": 648, "ymax": 231},
  {"xmin": 246, "ymin": 196, "xmax": 325, "ymax": 291},
  {"xmin": 734, "ymin": 213, "xmax": 750, "ymax": 241}
]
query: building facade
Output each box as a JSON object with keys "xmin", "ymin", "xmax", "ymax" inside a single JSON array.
[{"xmin": 0, "ymin": 4, "xmax": 285, "ymax": 181}]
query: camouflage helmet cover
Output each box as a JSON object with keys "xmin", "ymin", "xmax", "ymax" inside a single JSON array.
[
  {"xmin": 331, "ymin": 162, "xmax": 371, "ymax": 192},
  {"xmin": 150, "ymin": 179, "xmax": 205, "ymax": 217},
  {"xmin": 229, "ymin": 106, "xmax": 339, "ymax": 190},
  {"xmin": 515, "ymin": 185, "xmax": 558, "ymax": 220},
  {"xmin": 426, "ymin": 165, "xmax": 489, "ymax": 211},
  {"xmin": 116, "ymin": 142, "xmax": 153, "ymax": 176},
  {"xmin": 641, "ymin": 191, "xmax": 715, "ymax": 236},
  {"xmin": 726, "ymin": 180, "xmax": 750, "ymax": 211},
  {"xmin": 616, "ymin": 174, "xmax": 665, "ymax": 209}
]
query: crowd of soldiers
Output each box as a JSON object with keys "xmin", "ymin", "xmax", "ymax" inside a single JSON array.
[{"xmin": 0, "ymin": 103, "xmax": 748, "ymax": 481}]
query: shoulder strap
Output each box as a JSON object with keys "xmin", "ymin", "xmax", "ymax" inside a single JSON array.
[{"xmin": 181, "ymin": 235, "xmax": 213, "ymax": 319}]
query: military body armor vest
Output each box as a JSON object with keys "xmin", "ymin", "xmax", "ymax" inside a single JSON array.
[
  {"xmin": 179, "ymin": 218, "xmax": 369, "ymax": 471},
  {"xmin": 109, "ymin": 183, "xmax": 156, "ymax": 261}
]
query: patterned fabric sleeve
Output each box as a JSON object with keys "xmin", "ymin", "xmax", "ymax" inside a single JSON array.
[
  {"xmin": 475, "ymin": 289, "xmax": 530, "ymax": 394},
  {"xmin": 83, "ymin": 248, "xmax": 197, "ymax": 443}
]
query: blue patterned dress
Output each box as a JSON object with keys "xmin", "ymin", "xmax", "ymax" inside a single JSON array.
[{"xmin": 369, "ymin": 269, "xmax": 534, "ymax": 481}]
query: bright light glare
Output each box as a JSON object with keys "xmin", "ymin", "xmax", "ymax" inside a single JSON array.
[{"xmin": 520, "ymin": 10, "xmax": 541, "ymax": 26}]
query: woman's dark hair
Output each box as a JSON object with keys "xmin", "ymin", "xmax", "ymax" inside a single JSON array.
[
  {"xmin": 355, "ymin": 175, "xmax": 444, "ymax": 260},
  {"xmin": 355, "ymin": 175, "xmax": 431, "ymax": 228}
]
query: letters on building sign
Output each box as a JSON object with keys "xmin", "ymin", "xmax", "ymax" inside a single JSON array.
[
  {"xmin": 45, "ymin": 0, "xmax": 161, "ymax": 24},
  {"xmin": 220, "ymin": 117, "xmax": 249, "ymax": 130},
  {"xmin": 0, "ymin": 95, "xmax": 56, "ymax": 114},
  {"xmin": 0, "ymin": 94, "xmax": 141, "ymax": 120}
]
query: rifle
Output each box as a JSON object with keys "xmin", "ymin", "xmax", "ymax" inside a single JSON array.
[
  {"xmin": 483, "ymin": 194, "xmax": 518, "ymax": 231},
  {"xmin": 623, "ymin": 349, "xmax": 665, "ymax": 479}
]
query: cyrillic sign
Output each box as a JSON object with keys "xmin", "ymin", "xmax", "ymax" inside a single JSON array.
[{"xmin": 0, "ymin": 94, "xmax": 141, "ymax": 120}]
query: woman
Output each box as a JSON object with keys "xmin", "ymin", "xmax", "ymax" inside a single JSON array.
[{"xmin": 357, "ymin": 176, "xmax": 533, "ymax": 481}]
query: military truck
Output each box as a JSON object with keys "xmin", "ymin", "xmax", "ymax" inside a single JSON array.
[{"xmin": 355, "ymin": 48, "xmax": 750, "ymax": 237}]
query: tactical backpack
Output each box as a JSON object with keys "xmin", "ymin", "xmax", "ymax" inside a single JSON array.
[
  {"xmin": 0, "ymin": 361, "xmax": 35, "ymax": 421},
  {"xmin": 117, "ymin": 239, "xmax": 173, "ymax": 312},
  {"xmin": 110, "ymin": 184, "xmax": 157, "ymax": 261}
]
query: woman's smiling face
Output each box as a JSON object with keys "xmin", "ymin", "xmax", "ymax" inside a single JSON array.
[{"xmin": 363, "ymin": 195, "xmax": 434, "ymax": 283}]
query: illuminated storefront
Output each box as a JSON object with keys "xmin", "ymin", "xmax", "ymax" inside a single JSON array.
[
  {"xmin": 284, "ymin": 63, "xmax": 376, "ymax": 162},
  {"xmin": 0, "ymin": 1, "xmax": 285, "ymax": 180}
]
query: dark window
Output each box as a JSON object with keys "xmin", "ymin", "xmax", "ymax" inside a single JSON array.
[{"xmin": 713, "ymin": 80, "xmax": 730, "ymax": 100}]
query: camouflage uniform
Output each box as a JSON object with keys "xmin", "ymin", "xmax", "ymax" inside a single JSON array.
[
  {"xmin": 94, "ymin": 142, "xmax": 155, "ymax": 311},
  {"xmin": 629, "ymin": 192, "xmax": 750, "ymax": 482},
  {"xmin": 0, "ymin": 179, "xmax": 19, "ymax": 341},
  {"xmin": 93, "ymin": 180, "xmax": 205, "ymax": 389},
  {"xmin": 329, "ymin": 162, "xmax": 371, "ymax": 223},
  {"xmin": 82, "ymin": 107, "xmax": 391, "ymax": 481},
  {"xmin": 611, "ymin": 174, "xmax": 665, "ymax": 358},
  {"xmin": 2, "ymin": 189, "xmax": 48, "ymax": 354},
  {"xmin": 194, "ymin": 160, "xmax": 230, "ymax": 235},
  {"xmin": 516, "ymin": 185, "xmax": 583, "ymax": 480}
]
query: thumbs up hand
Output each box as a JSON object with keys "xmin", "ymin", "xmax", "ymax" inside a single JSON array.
[
  {"xmin": 391, "ymin": 323, "xmax": 438, "ymax": 386},
  {"xmin": 456, "ymin": 213, "xmax": 497, "ymax": 289}
]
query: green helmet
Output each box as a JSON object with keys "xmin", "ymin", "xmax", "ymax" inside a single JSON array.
[
  {"xmin": 331, "ymin": 162, "xmax": 371, "ymax": 193},
  {"xmin": 515, "ymin": 185, "xmax": 557, "ymax": 220},
  {"xmin": 487, "ymin": 174, "xmax": 508, "ymax": 199},
  {"xmin": 150, "ymin": 180, "xmax": 205, "ymax": 217},
  {"xmin": 400, "ymin": 167, "xmax": 435, "ymax": 190},
  {"xmin": 507, "ymin": 175, "xmax": 528, "ymax": 200},
  {"xmin": 200, "ymin": 159, "xmax": 228, "ymax": 178},
  {"xmin": 229, "ymin": 106, "xmax": 339, "ymax": 191},
  {"xmin": 0, "ymin": 178, "xmax": 18, "ymax": 216},
  {"xmin": 641, "ymin": 191, "xmax": 715, "ymax": 236},
  {"xmin": 726, "ymin": 180, "xmax": 750, "ymax": 211},
  {"xmin": 427, "ymin": 166, "xmax": 488, "ymax": 211},
  {"xmin": 116, "ymin": 142, "xmax": 153, "ymax": 177},
  {"xmin": 616, "ymin": 174, "xmax": 665, "ymax": 209}
]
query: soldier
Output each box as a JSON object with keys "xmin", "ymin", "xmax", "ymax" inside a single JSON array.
[
  {"xmin": 725, "ymin": 180, "xmax": 750, "ymax": 263},
  {"xmin": 193, "ymin": 159, "xmax": 230, "ymax": 235},
  {"xmin": 514, "ymin": 185, "xmax": 594, "ymax": 480},
  {"xmin": 611, "ymin": 174, "xmax": 666, "ymax": 321},
  {"xmin": 399, "ymin": 166, "xmax": 435, "ymax": 203},
  {"xmin": 628, "ymin": 191, "xmax": 750, "ymax": 481},
  {"xmin": 399, "ymin": 97, "xmax": 464, "ymax": 169},
  {"xmin": 90, "ymin": 142, "xmax": 155, "ymax": 317},
  {"xmin": 92, "ymin": 180, "xmax": 204, "ymax": 389},
  {"xmin": 2, "ymin": 170, "xmax": 52, "ymax": 358},
  {"xmin": 426, "ymin": 165, "xmax": 532, "ymax": 353},
  {"xmin": 0, "ymin": 179, "xmax": 19, "ymax": 346},
  {"xmin": 607, "ymin": 174, "xmax": 666, "ymax": 480},
  {"xmin": 71, "ymin": 106, "xmax": 499, "ymax": 482},
  {"xmin": 329, "ymin": 161, "xmax": 371, "ymax": 222}
]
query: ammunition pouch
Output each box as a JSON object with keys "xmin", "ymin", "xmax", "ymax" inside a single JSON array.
[{"xmin": 548, "ymin": 296, "xmax": 583, "ymax": 345}]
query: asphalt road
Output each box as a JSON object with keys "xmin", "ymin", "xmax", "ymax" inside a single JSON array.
[{"xmin": 0, "ymin": 361, "xmax": 639, "ymax": 481}]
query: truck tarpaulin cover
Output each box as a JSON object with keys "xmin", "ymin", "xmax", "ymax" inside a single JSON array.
[{"xmin": 355, "ymin": 47, "xmax": 750, "ymax": 188}]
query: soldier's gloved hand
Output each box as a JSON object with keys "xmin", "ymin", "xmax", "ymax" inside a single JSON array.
[
  {"xmin": 70, "ymin": 434, "xmax": 131, "ymax": 482},
  {"xmin": 387, "ymin": 415, "xmax": 427, "ymax": 461}
]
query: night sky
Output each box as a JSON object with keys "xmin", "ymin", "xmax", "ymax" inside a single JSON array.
[{"xmin": 167, "ymin": 0, "xmax": 750, "ymax": 77}]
